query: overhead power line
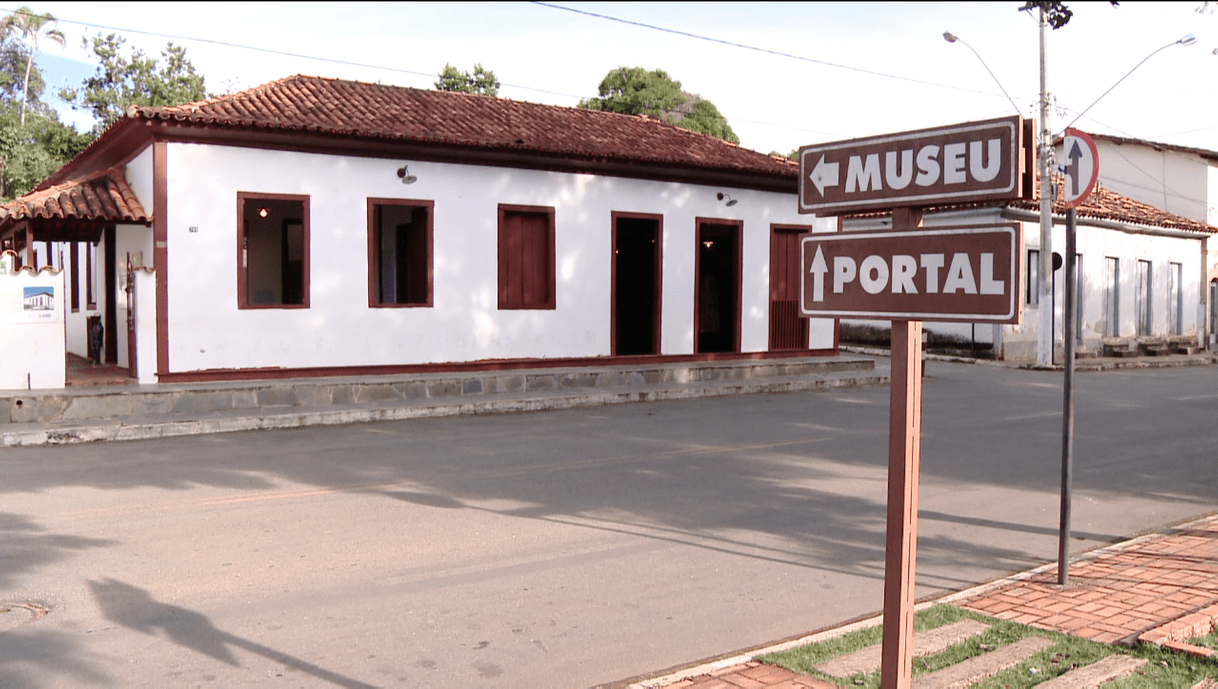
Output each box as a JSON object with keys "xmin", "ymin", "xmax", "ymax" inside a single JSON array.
[
  {"xmin": 531, "ymin": 1, "xmax": 1010, "ymax": 100},
  {"xmin": 0, "ymin": 6, "xmax": 582, "ymax": 100}
]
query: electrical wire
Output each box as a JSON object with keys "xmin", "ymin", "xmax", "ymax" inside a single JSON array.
[{"xmin": 531, "ymin": 1, "xmax": 1010, "ymax": 99}]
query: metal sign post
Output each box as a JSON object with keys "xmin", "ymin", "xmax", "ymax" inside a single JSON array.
[{"xmin": 1058, "ymin": 129, "xmax": 1097, "ymax": 585}]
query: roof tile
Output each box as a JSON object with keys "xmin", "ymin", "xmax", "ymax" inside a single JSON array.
[
  {"xmin": 3, "ymin": 167, "xmax": 151, "ymax": 225},
  {"xmin": 121, "ymin": 75, "xmax": 796, "ymax": 179}
]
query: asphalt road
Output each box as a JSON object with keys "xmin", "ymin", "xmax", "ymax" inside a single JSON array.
[{"xmin": 0, "ymin": 360, "xmax": 1215, "ymax": 687}]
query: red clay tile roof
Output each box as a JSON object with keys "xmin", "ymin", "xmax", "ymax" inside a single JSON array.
[
  {"xmin": 3, "ymin": 166, "xmax": 150, "ymax": 226},
  {"xmin": 1006, "ymin": 174, "xmax": 1216, "ymax": 234},
  {"xmin": 850, "ymin": 174, "xmax": 1216, "ymax": 235},
  {"xmin": 117, "ymin": 75, "xmax": 797, "ymax": 180}
]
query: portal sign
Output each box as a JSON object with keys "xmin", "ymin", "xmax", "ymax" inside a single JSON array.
[
  {"xmin": 801, "ymin": 225, "xmax": 1022, "ymax": 323},
  {"xmin": 799, "ymin": 116, "xmax": 1027, "ymax": 215}
]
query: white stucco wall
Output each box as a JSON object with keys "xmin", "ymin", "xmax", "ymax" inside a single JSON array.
[
  {"xmin": 126, "ymin": 146, "xmax": 155, "ymax": 210},
  {"xmin": 1079, "ymin": 140, "xmax": 1211, "ymax": 224},
  {"xmin": 161, "ymin": 143, "xmax": 835, "ymax": 373},
  {"xmin": 133, "ymin": 267, "xmax": 157, "ymax": 384},
  {"xmin": 842, "ymin": 209, "xmax": 1205, "ymax": 362},
  {"xmin": 113, "ymin": 225, "xmax": 155, "ymax": 369},
  {"xmin": 1003, "ymin": 219, "xmax": 1204, "ymax": 361},
  {"xmin": 1208, "ymin": 163, "xmax": 1218, "ymax": 227}
]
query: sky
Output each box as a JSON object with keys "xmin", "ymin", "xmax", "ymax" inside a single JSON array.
[{"xmin": 14, "ymin": 2, "xmax": 1218, "ymax": 157}]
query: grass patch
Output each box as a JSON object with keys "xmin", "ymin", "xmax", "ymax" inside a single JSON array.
[
  {"xmin": 760, "ymin": 604, "xmax": 1218, "ymax": 688},
  {"xmin": 1189, "ymin": 626, "xmax": 1218, "ymax": 652}
]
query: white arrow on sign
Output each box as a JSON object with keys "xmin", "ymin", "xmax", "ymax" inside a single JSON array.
[
  {"xmin": 808, "ymin": 155, "xmax": 840, "ymax": 197},
  {"xmin": 808, "ymin": 245, "xmax": 828, "ymax": 302},
  {"xmin": 1061, "ymin": 128, "xmax": 1098, "ymax": 209}
]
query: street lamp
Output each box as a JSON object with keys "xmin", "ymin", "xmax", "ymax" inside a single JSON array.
[
  {"xmin": 942, "ymin": 31, "xmax": 1023, "ymax": 115},
  {"xmin": 1060, "ymin": 34, "xmax": 1197, "ymax": 133}
]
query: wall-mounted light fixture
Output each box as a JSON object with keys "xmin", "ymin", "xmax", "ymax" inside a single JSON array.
[
  {"xmin": 258, "ymin": 207, "xmax": 269, "ymax": 218},
  {"xmin": 397, "ymin": 165, "xmax": 418, "ymax": 185},
  {"xmin": 717, "ymin": 192, "xmax": 737, "ymax": 207}
]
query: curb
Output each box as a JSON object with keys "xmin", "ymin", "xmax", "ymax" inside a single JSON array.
[
  {"xmin": 630, "ymin": 512, "xmax": 1218, "ymax": 689},
  {"xmin": 2, "ymin": 371, "xmax": 888, "ymax": 448}
]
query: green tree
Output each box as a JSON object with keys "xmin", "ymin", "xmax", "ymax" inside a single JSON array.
[
  {"xmin": 579, "ymin": 67, "xmax": 685, "ymax": 119},
  {"xmin": 0, "ymin": 107, "xmax": 90, "ymax": 199},
  {"xmin": 0, "ymin": 7, "xmax": 65, "ymax": 126},
  {"xmin": 434, "ymin": 63, "xmax": 499, "ymax": 96},
  {"xmin": 676, "ymin": 98, "xmax": 740, "ymax": 145},
  {"xmin": 59, "ymin": 33, "xmax": 208, "ymax": 134},
  {"xmin": 578, "ymin": 67, "xmax": 738, "ymax": 144},
  {"xmin": 0, "ymin": 23, "xmax": 87, "ymax": 200}
]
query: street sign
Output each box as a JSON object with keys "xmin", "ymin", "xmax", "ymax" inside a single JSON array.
[
  {"xmin": 1062, "ymin": 129, "xmax": 1098, "ymax": 208},
  {"xmin": 800, "ymin": 224, "xmax": 1022, "ymax": 323},
  {"xmin": 798, "ymin": 116, "xmax": 1027, "ymax": 215}
]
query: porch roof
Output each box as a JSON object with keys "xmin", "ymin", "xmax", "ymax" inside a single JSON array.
[{"xmin": 0, "ymin": 167, "xmax": 151, "ymax": 244}]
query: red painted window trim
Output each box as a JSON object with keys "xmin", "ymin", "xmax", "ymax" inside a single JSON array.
[
  {"xmin": 367, "ymin": 197, "xmax": 434, "ymax": 308},
  {"xmin": 85, "ymin": 241, "xmax": 96, "ymax": 309},
  {"xmin": 69, "ymin": 242, "xmax": 80, "ymax": 312},
  {"xmin": 497, "ymin": 203, "xmax": 556, "ymax": 310},
  {"xmin": 236, "ymin": 192, "xmax": 311, "ymax": 310}
]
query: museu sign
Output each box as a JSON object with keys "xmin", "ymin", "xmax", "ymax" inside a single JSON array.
[{"xmin": 798, "ymin": 116, "xmax": 1029, "ymax": 215}]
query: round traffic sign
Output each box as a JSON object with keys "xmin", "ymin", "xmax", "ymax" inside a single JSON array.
[{"xmin": 1062, "ymin": 129, "xmax": 1099, "ymax": 208}]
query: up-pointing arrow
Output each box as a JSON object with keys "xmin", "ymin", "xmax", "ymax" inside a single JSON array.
[
  {"xmin": 808, "ymin": 245, "xmax": 828, "ymax": 302},
  {"xmin": 1065, "ymin": 140, "xmax": 1083, "ymax": 200},
  {"xmin": 808, "ymin": 155, "xmax": 840, "ymax": 197}
]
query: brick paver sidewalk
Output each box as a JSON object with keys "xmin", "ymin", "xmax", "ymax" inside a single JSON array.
[
  {"xmin": 645, "ymin": 515, "xmax": 1218, "ymax": 688},
  {"xmin": 961, "ymin": 515, "xmax": 1218, "ymax": 644}
]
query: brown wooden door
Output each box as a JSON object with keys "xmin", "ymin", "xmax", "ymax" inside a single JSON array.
[{"xmin": 769, "ymin": 227, "xmax": 808, "ymax": 350}]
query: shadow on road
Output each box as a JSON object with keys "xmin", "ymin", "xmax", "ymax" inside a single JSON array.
[{"xmin": 89, "ymin": 578, "xmax": 377, "ymax": 688}]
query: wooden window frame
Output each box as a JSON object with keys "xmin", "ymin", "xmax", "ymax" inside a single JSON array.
[
  {"xmin": 367, "ymin": 198, "xmax": 434, "ymax": 308},
  {"xmin": 86, "ymin": 241, "xmax": 97, "ymax": 310},
  {"xmin": 1026, "ymin": 249, "xmax": 1039, "ymax": 306},
  {"xmin": 69, "ymin": 242, "xmax": 80, "ymax": 312},
  {"xmin": 237, "ymin": 192, "xmax": 310, "ymax": 310},
  {"xmin": 497, "ymin": 203, "xmax": 556, "ymax": 310}
]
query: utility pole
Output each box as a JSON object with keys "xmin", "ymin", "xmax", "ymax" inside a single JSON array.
[{"xmin": 1037, "ymin": 6, "xmax": 1054, "ymax": 368}]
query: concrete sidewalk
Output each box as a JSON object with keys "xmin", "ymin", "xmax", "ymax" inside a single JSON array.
[
  {"xmin": 1, "ymin": 355, "xmax": 886, "ymax": 447},
  {"xmin": 635, "ymin": 513, "xmax": 1218, "ymax": 688}
]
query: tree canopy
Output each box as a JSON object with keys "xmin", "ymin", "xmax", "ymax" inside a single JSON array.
[
  {"xmin": 1, "ymin": 6, "xmax": 64, "ymax": 125},
  {"xmin": 59, "ymin": 33, "xmax": 209, "ymax": 134},
  {"xmin": 578, "ymin": 67, "xmax": 739, "ymax": 144},
  {"xmin": 435, "ymin": 63, "xmax": 499, "ymax": 96},
  {"xmin": 0, "ymin": 13, "xmax": 87, "ymax": 201}
]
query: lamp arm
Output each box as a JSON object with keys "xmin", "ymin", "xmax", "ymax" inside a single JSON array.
[{"xmin": 1060, "ymin": 42, "xmax": 1174, "ymax": 133}]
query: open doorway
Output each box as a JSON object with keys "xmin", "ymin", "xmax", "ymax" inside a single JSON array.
[
  {"xmin": 695, "ymin": 220, "xmax": 741, "ymax": 354},
  {"xmin": 612, "ymin": 213, "xmax": 662, "ymax": 356}
]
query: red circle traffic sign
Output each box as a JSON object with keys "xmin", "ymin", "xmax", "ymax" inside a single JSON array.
[{"xmin": 1062, "ymin": 129, "xmax": 1099, "ymax": 208}]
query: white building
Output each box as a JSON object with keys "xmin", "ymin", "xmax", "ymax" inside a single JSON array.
[
  {"xmin": 0, "ymin": 75, "xmax": 837, "ymax": 386},
  {"xmin": 1061, "ymin": 134, "xmax": 1218, "ymax": 347},
  {"xmin": 845, "ymin": 177, "xmax": 1216, "ymax": 362}
]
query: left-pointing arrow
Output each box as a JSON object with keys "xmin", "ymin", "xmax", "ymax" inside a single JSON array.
[
  {"xmin": 809, "ymin": 155, "xmax": 840, "ymax": 197},
  {"xmin": 808, "ymin": 245, "xmax": 828, "ymax": 302}
]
